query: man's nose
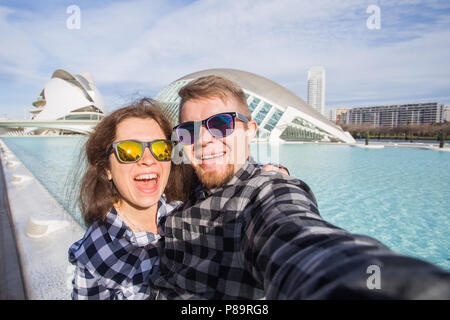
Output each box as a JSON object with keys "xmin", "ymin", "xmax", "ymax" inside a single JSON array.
[{"xmin": 196, "ymin": 125, "xmax": 215, "ymax": 146}]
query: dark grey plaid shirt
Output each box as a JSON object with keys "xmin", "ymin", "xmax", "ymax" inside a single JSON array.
[{"xmin": 151, "ymin": 157, "xmax": 450, "ymax": 299}]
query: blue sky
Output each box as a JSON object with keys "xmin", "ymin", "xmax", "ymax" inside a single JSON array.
[{"xmin": 1, "ymin": 0, "xmax": 450, "ymax": 119}]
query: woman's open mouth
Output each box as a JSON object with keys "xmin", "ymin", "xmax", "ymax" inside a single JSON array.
[{"xmin": 134, "ymin": 173, "xmax": 159, "ymax": 193}]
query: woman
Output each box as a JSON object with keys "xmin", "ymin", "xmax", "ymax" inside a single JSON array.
[{"xmin": 68, "ymin": 98, "xmax": 195, "ymax": 299}]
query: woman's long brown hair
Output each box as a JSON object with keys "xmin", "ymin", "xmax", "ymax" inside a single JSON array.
[{"xmin": 77, "ymin": 98, "xmax": 196, "ymax": 227}]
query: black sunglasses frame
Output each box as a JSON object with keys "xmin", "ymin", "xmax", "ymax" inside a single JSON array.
[
  {"xmin": 107, "ymin": 139, "xmax": 175, "ymax": 163},
  {"xmin": 173, "ymin": 112, "xmax": 249, "ymax": 145}
]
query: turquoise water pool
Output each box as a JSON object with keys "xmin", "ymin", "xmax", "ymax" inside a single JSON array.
[
  {"xmin": 2, "ymin": 137, "xmax": 449, "ymax": 270},
  {"xmin": 2, "ymin": 137, "xmax": 87, "ymax": 226}
]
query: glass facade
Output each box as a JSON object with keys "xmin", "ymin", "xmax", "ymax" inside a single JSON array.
[
  {"xmin": 279, "ymin": 117, "xmax": 330, "ymax": 141},
  {"xmin": 248, "ymin": 97, "xmax": 261, "ymax": 113},
  {"xmin": 280, "ymin": 126, "xmax": 324, "ymax": 141},
  {"xmin": 253, "ymin": 103, "xmax": 272, "ymax": 125},
  {"xmin": 155, "ymin": 80, "xmax": 190, "ymax": 125},
  {"xmin": 155, "ymin": 80, "xmax": 188, "ymax": 104},
  {"xmin": 263, "ymin": 108, "xmax": 283, "ymax": 132},
  {"xmin": 57, "ymin": 113, "xmax": 104, "ymax": 121}
]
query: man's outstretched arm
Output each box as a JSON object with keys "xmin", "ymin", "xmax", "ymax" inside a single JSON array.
[{"xmin": 240, "ymin": 176, "xmax": 450, "ymax": 299}]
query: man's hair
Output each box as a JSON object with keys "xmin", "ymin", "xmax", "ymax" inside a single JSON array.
[{"xmin": 178, "ymin": 75, "xmax": 252, "ymax": 123}]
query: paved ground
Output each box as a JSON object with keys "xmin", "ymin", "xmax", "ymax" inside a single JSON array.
[
  {"xmin": 0, "ymin": 154, "xmax": 26, "ymax": 299},
  {"xmin": 0, "ymin": 141, "xmax": 85, "ymax": 299}
]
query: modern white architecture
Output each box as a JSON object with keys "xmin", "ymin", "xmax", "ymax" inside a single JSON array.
[
  {"xmin": 155, "ymin": 68, "xmax": 355, "ymax": 144},
  {"xmin": 27, "ymin": 69, "xmax": 106, "ymax": 134},
  {"xmin": 307, "ymin": 66, "xmax": 326, "ymax": 116}
]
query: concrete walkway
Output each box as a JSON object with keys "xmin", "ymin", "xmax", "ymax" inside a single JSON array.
[
  {"xmin": 0, "ymin": 153, "xmax": 26, "ymax": 299},
  {"xmin": 0, "ymin": 139, "xmax": 85, "ymax": 299}
]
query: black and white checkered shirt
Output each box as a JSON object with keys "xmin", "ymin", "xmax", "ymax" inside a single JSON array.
[
  {"xmin": 68, "ymin": 196, "xmax": 180, "ymax": 300},
  {"xmin": 150, "ymin": 157, "xmax": 450, "ymax": 299}
]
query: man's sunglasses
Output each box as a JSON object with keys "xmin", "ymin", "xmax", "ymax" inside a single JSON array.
[
  {"xmin": 173, "ymin": 112, "xmax": 249, "ymax": 145},
  {"xmin": 107, "ymin": 139, "xmax": 174, "ymax": 163}
]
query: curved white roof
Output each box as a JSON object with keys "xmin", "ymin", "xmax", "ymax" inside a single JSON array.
[
  {"xmin": 34, "ymin": 69, "xmax": 106, "ymax": 121},
  {"xmin": 169, "ymin": 68, "xmax": 354, "ymax": 143},
  {"xmin": 176, "ymin": 68, "xmax": 335, "ymax": 128}
]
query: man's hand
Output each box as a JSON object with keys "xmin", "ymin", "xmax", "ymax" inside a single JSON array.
[{"xmin": 262, "ymin": 163, "xmax": 290, "ymax": 175}]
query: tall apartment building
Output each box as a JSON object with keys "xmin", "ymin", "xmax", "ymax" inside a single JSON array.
[
  {"xmin": 326, "ymin": 108, "xmax": 336, "ymax": 122},
  {"xmin": 307, "ymin": 66, "xmax": 326, "ymax": 116},
  {"xmin": 344, "ymin": 102, "xmax": 445, "ymax": 127}
]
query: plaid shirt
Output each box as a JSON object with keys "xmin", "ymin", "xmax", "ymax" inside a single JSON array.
[
  {"xmin": 68, "ymin": 196, "xmax": 180, "ymax": 300},
  {"xmin": 151, "ymin": 157, "xmax": 450, "ymax": 299}
]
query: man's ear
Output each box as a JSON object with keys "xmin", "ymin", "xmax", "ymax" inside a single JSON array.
[{"xmin": 246, "ymin": 120, "xmax": 258, "ymax": 141}]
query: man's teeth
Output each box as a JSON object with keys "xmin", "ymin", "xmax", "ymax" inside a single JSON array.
[
  {"xmin": 201, "ymin": 152, "xmax": 225, "ymax": 160},
  {"xmin": 135, "ymin": 174, "xmax": 157, "ymax": 180}
]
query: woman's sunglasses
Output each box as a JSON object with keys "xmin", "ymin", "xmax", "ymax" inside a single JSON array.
[
  {"xmin": 107, "ymin": 139, "xmax": 174, "ymax": 163},
  {"xmin": 173, "ymin": 112, "xmax": 249, "ymax": 145}
]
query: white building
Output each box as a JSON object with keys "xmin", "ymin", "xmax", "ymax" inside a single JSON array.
[
  {"xmin": 307, "ymin": 66, "xmax": 326, "ymax": 116},
  {"xmin": 346, "ymin": 102, "xmax": 445, "ymax": 127},
  {"xmin": 27, "ymin": 69, "xmax": 106, "ymax": 134},
  {"xmin": 444, "ymin": 105, "xmax": 450, "ymax": 122},
  {"xmin": 155, "ymin": 68, "xmax": 355, "ymax": 144},
  {"xmin": 326, "ymin": 108, "xmax": 336, "ymax": 123}
]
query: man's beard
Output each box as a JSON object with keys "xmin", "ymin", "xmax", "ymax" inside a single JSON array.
[{"xmin": 194, "ymin": 163, "xmax": 235, "ymax": 189}]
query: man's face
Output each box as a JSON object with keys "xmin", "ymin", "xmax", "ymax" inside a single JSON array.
[{"xmin": 180, "ymin": 96, "xmax": 257, "ymax": 189}]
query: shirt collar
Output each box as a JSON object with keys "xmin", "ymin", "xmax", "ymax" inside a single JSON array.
[
  {"xmin": 105, "ymin": 198, "xmax": 169, "ymax": 247},
  {"xmin": 104, "ymin": 207, "xmax": 127, "ymax": 240}
]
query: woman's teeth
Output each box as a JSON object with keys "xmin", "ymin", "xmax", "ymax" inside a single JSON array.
[
  {"xmin": 201, "ymin": 152, "xmax": 225, "ymax": 160},
  {"xmin": 135, "ymin": 173, "xmax": 157, "ymax": 181}
]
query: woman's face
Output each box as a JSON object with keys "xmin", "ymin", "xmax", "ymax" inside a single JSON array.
[{"xmin": 106, "ymin": 117, "xmax": 171, "ymax": 214}]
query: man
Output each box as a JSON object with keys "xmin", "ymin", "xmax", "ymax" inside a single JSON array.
[{"xmin": 151, "ymin": 75, "xmax": 450, "ymax": 299}]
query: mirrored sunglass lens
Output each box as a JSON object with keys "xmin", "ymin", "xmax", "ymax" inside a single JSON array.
[
  {"xmin": 177, "ymin": 122, "xmax": 195, "ymax": 145},
  {"xmin": 151, "ymin": 140, "xmax": 173, "ymax": 161},
  {"xmin": 207, "ymin": 114, "xmax": 234, "ymax": 138},
  {"xmin": 116, "ymin": 141, "xmax": 143, "ymax": 162}
]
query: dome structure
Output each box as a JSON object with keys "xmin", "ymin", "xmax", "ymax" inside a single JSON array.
[
  {"xmin": 28, "ymin": 69, "xmax": 106, "ymax": 134},
  {"xmin": 155, "ymin": 68, "xmax": 355, "ymax": 143}
]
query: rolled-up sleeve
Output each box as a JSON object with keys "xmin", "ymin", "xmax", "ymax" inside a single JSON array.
[{"xmin": 241, "ymin": 177, "xmax": 450, "ymax": 299}]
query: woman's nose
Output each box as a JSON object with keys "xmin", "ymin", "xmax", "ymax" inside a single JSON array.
[{"xmin": 139, "ymin": 146, "xmax": 156, "ymax": 165}]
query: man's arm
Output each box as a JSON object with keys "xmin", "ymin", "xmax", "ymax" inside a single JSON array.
[{"xmin": 240, "ymin": 176, "xmax": 450, "ymax": 299}]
